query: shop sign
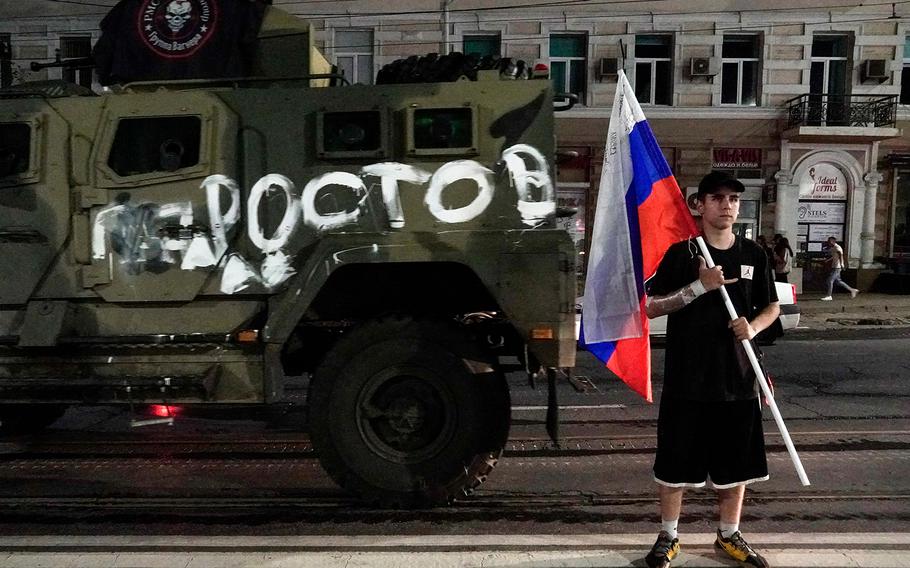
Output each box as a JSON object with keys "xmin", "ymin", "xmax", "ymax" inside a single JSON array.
[
  {"xmin": 798, "ymin": 163, "xmax": 847, "ymax": 200},
  {"xmin": 808, "ymin": 223, "xmax": 843, "ymax": 242},
  {"xmin": 797, "ymin": 201, "xmax": 845, "ymax": 224},
  {"xmin": 713, "ymin": 148, "xmax": 761, "ymax": 168}
]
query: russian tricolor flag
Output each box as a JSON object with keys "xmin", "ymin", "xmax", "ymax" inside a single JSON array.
[{"xmin": 580, "ymin": 71, "xmax": 698, "ymax": 402}]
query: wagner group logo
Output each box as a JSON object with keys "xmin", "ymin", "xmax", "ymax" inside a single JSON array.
[{"xmin": 137, "ymin": 0, "xmax": 217, "ymax": 59}]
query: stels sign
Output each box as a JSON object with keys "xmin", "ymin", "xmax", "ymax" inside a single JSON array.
[{"xmin": 713, "ymin": 148, "xmax": 761, "ymax": 169}]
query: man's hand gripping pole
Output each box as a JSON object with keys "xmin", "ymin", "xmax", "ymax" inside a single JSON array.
[{"xmin": 695, "ymin": 236, "xmax": 810, "ymax": 487}]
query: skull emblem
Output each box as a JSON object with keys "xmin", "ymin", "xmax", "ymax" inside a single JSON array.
[{"xmin": 164, "ymin": 0, "xmax": 193, "ymax": 34}]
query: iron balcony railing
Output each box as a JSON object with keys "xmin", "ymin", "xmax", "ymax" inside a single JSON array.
[{"xmin": 785, "ymin": 93, "xmax": 898, "ymax": 128}]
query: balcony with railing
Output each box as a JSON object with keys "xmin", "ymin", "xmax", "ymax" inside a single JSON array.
[{"xmin": 783, "ymin": 93, "xmax": 900, "ymax": 142}]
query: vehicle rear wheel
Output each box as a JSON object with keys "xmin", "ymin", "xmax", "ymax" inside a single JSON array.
[
  {"xmin": 0, "ymin": 404, "xmax": 67, "ymax": 434},
  {"xmin": 308, "ymin": 316, "xmax": 510, "ymax": 507}
]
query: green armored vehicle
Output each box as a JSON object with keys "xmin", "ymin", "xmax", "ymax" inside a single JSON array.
[{"xmin": 0, "ymin": 3, "xmax": 576, "ymax": 506}]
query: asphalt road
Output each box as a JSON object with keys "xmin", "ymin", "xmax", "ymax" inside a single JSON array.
[{"xmin": 0, "ymin": 329, "xmax": 907, "ymax": 538}]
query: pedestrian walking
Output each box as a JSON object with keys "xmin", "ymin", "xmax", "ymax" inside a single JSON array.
[
  {"xmin": 643, "ymin": 171, "xmax": 780, "ymax": 568},
  {"xmin": 821, "ymin": 236, "xmax": 859, "ymax": 301},
  {"xmin": 772, "ymin": 237, "xmax": 793, "ymax": 283}
]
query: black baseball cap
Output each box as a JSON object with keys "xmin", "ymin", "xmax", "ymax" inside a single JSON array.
[{"xmin": 697, "ymin": 171, "xmax": 745, "ymax": 195}]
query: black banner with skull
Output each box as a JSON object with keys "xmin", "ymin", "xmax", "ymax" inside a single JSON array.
[{"xmin": 93, "ymin": 0, "xmax": 267, "ymax": 85}]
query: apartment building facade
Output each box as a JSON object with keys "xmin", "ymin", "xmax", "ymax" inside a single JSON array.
[{"xmin": 3, "ymin": 0, "xmax": 909, "ymax": 290}]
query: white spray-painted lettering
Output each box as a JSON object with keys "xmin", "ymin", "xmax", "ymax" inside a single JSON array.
[
  {"xmin": 90, "ymin": 144, "xmax": 555, "ymax": 293},
  {"xmin": 501, "ymin": 144, "xmax": 556, "ymax": 226},
  {"xmin": 360, "ymin": 163, "xmax": 431, "ymax": 229}
]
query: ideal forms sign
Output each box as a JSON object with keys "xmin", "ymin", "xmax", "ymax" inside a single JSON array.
[{"xmin": 798, "ymin": 163, "xmax": 847, "ymax": 201}]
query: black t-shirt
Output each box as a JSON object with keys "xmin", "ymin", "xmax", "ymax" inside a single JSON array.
[{"xmin": 648, "ymin": 236, "xmax": 778, "ymax": 402}]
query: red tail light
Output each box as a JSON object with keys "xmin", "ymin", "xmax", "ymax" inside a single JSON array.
[
  {"xmin": 791, "ymin": 284, "xmax": 797, "ymax": 304},
  {"xmin": 150, "ymin": 404, "xmax": 179, "ymax": 417}
]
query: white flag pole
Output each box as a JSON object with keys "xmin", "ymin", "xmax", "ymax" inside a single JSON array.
[{"xmin": 695, "ymin": 236, "xmax": 810, "ymax": 487}]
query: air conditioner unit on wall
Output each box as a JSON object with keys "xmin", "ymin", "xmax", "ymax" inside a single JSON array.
[
  {"xmin": 863, "ymin": 59, "xmax": 889, "ymax": 82},
  {"xmin": 598, "ymin": 57, "xmax": 619, "ymax": 79},
  {"xmin": 689, "ymin": 57, "xmax": 717, "ymax": 77}
]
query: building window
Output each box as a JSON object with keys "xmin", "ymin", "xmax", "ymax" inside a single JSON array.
[
  {"xmin": 810, "ymin": 34, "xmax": 850, "ymax": 95},
  {"xmin": 809, "ymin": 34, "xmax": 851, "ymax": 125},
  {"xmin": 60, "ymin": 36, "xmax": 92, "ymax": 88},
  {"xmin": 464, "ymin": 35, "xmax": 500, "ymax": 57},
  {"xmin": 335, "ymin": 30, "xmax": 374, "ymax": 85},
  {"xmin": 0, "ymin": 35, "xmax": 11, "ymax": 88},
  {"xmin": 634, "ymin": 34, "xmax": 672, "ymax": 105},
  {"xmin": 901, "ymin": 37, "xmax": 910, "ymax": 105},
  {"xmin": 721, "ymin": 35, "xmax": 760, "ymax": 106},
  {"xmin": 550, "ymin": 34, "xmax": 586, "ymax": 103}
]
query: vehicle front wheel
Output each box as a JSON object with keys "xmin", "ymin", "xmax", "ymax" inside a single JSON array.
[{"xmin": 307, "ymin": 317, "xmax": 510, "ymax": 507}]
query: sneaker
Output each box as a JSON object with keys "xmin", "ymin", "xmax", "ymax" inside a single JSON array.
[
  {"xmin": 714, "ymin": 529, "xmax": 769, "ymax": 568},
  {"xmin": 820, "ymin": 296, "xmax": 833, "ymax": 301},
  {"xmin": 645, "ymin": 530, "xmax": 680, "ymax": 568},
  {"xmin": 850, "ymin": 289, "xmax": 859, "ymax": 299}
]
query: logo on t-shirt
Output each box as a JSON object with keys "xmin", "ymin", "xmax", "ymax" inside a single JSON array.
[{"xmin": 741, "ymin": 265, "xmax": 754, "ymax": 279}]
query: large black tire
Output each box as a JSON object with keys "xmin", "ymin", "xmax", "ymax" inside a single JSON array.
[
  {"xmin": 376, "ymin": 52, "xmax": 530, "ymax": 85},
  {"xmin": 0, "ymin": 404, "xmax": 67, "ymax": 435},
  {"xmin": 308, "ymin": 316, "xmax": 510, "ymax": 507}
]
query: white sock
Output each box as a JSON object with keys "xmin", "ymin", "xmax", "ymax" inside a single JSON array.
[
  {"xmin": 661, "ymin": 518, "xmax": 679, "ymax": 540},
  {"xmin": 719, "ymin": 521, "xmax": 739, "ymax": 539}
]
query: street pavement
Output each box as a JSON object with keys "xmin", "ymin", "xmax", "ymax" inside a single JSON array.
[
  {"xmin": 791, "ymin": 291, "xmax": 910, "ymax": 331},
  {"xmin": 1, "ymin": 533, "xmax": 908, "ymax": 567},
  {"xmin": 1, "ymin": 292, "xmax": 908, "ymax": 568}
]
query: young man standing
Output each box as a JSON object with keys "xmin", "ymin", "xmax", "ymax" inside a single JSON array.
[
  {"xmin": 643, "ymin": 171, "xmax": 780, "ymax": 568},
  {"xmin": 821, "ymin": 236, "xmax": 859, "ymax": 301}
]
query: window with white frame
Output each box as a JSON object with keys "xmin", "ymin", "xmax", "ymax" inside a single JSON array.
[
  {"xmin": 464, "ymin": 34, "xmax": 500, "ymax": 58},
  {"xmin": 335, "ymin": 30, "xmax": 374, "ymax": 85},
  {"xmin": 901, "ymin": 37, "xmax": 910, "ymax": 104},
  {"xmin": 634, "ymin": 35, "xmax": 672, "ymax": 105},
  {"xmin": 721, "ymin": 35, "xmax": 760, "ymax": 106},
  {"xmin": 809, "ymin": 34, "xmax": 851, "ymax": 125},
  {"xmin": 549, "ymin": 34, "xmax": 586, "ymax": 103}
]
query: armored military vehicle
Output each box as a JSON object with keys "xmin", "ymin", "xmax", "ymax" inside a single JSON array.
[{"xmin": 0, "ymin": 3, "xmax": 576, "ymax": 506}]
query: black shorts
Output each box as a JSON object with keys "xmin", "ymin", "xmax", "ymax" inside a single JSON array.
[{"xmin": 653, "ymin": 396, "xmax": 768, "ymax": 488}]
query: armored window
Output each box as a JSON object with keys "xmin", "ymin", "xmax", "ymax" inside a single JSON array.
[
  {"xmin": 60, "ymin": 36, "xmax": 92, "ymax": 88},
  {"xmin": 464, "ymin": 35, "xmax": 500, "ymax": 58},
  {"xmin": 107, "ymin": 116, "xmax": 201, "ymax": 177},
  {"xmin": 549, "ymin": 34, "xmax": 587, "ymax": 104},
  {"xmin": 721, "ymin": 35, "xmax": 760, "ymax": 106},
  {"xmin": 318, "ymin": 110, "xmax": 385, "ymax": 158},
  {"xmin": 0, "ymin": 123, "xmax": 31, "ymax": 178},
  {"xmin": 335, "ymin": 30, "xmax": 374, "ymax": 85},
  {"xmin": 634, "ymin": 34, "xmax": 673, "ymax": 106},
  {"xmin": 0, "ymin": 34, "xmax": 11, "ymax": 88},
  {"xmin": 412, "ymin": 108, "xmax": 474, "ymax": 153}
]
